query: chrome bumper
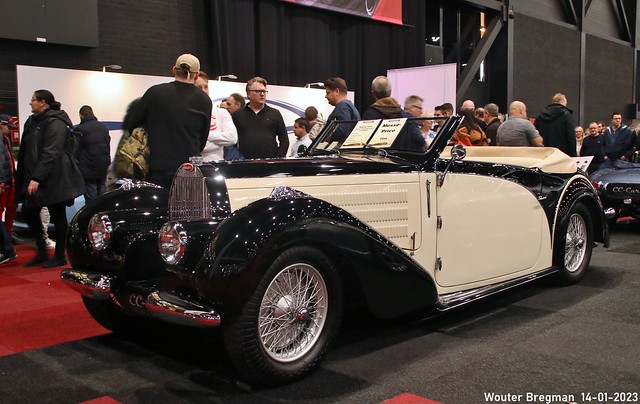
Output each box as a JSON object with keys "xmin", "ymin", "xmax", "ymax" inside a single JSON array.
[{"xmin": 60, "ymin": 268, "xmax": 221, "ymax": 328}]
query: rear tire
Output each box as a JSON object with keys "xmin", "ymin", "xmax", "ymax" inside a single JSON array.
[
  {"xmin": 224, "ymin": 246, "xmax": 343, "ymax": 386},
  {"xmin": 554, "ymin": 202, "xmax": 593, "ymax": 285}
]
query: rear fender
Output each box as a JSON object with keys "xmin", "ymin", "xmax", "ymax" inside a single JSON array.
[{"xmin": 554, "ymin": 177, "xmax": 609, "ymax": 247}]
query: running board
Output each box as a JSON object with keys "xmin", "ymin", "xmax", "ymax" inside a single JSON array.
[{"xmin": 435, "ymin": 267, "xmax": 557, "ymax": 311}]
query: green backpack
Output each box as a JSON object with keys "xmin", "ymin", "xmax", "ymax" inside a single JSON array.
[{"xmin": 113, "ymin": 127, "xmax": 149, "ymax": 179}]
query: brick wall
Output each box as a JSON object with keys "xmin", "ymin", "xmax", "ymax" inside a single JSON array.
[{"xmin": 0, "ymin": 0, "xmax": 208, "ymax": 114}]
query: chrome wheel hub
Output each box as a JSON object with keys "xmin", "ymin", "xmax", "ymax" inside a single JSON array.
[
  {"xmin": 259, "ymin": 263, "xmax": 328, "ymax": 362},
  {"xmin": 564, "ymin": 213, "xmax": 587, "ymax": 273}
]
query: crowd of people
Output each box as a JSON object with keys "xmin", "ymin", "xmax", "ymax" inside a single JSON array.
[
  {"xmin": 4, "ymin": 51, "xmax": 640, "ymax": 267},
  {"xmin": 397, "ymin": 92, "xmax": 640, "ymax": 176}
]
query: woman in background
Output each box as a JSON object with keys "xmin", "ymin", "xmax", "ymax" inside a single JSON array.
[
  {"xmin": 15, "ymin": 89, "xmax": 84, "ymax": 267},
  {"xmin": 575, "ymin": 126, "xmax": 584, "ymax": 156},
  {"xmin": 450, "ymin": 109, "xmax": 488, "ymax": 146}
]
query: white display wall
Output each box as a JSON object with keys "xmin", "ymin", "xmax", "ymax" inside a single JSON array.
[{"xmin": 16, "ymin": 65, "xmax": 340, "ymax": 158}]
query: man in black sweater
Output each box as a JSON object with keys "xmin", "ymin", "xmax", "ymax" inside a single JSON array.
[
  {"xmin": 126, "ymin": 54, "xmax": 212, "ymax": 187},
  {"xmin": 232, "ymin": 76, "xmax": 289, "ymax": 159}
]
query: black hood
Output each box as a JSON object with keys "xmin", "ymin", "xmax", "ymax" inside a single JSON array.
[
  {"xmin": 34, "ymin": 108, "xmax": 73, "ymax": 127},
  {"xmin": 538, "ymin": 103, "xmax": 573, "ymax": 122}
]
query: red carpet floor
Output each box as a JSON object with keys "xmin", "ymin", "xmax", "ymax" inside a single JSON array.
[{"xmin": 0, "ymin": 243, "xmax": 109, "ymax": 356}]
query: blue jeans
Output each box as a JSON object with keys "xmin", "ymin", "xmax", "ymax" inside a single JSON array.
[{"xmin": 84, "ymin": 178, "xmax": 106, "ymax": 203}]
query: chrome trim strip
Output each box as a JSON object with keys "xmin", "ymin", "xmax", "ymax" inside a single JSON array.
[
  {"xmin": 146, "ymin": 291, "xmax": 221, "ymax": 327},
  {"xmin": 435, "ymin": 267, "xmax": 557, "ymax": 311},
  {"xmin": 60, "ymin": 269, "xmax": 112, "ymax": 300},
  {"xmin": 118, "ymin": 179, "xmax": 162, "ymax": 190}
]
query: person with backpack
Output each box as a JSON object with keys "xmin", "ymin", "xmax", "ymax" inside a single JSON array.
[{"xmin": 15, "ymin": 89, "xmax": 84, "ymax": 267}]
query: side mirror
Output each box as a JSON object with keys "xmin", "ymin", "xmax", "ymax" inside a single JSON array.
[
  {"xmin": 297, "ymin": 145, "xmax": 308, "ymax": 156},
  {"xmin": 450, "ymin": 144, "xmax": 467, "ymax": 161},
  {"xmin": 437, "ymin": 144, "xmax": 466, "ymax": 187}
]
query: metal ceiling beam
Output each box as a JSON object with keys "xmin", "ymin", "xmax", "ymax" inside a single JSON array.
[
  {"xmin": 609, "ymin": 0, "xmax": 632, "ymax": 41},
  {"xmin": 560, "ymin": 0, "xmax": 578, "ymax": 25},
  {"xmin": 456, "ymin": 15, "xmax": 504, "ymax": 102},
  {"xmin": 585, "ymin": 0, "xmax": 594, "ymax": 14}
]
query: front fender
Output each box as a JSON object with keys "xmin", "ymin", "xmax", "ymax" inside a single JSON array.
[
  {"xmin": 196, "ymin": 191, "xmax": 438, "ymax": 319},
  {"xmin": 67, "ymin": 185, "xmax": 169, "ymax": 276}
]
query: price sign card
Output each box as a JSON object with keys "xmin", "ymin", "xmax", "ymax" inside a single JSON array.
[
  {"xmin": 367, "ymin": 118, "xmax": 406, "ymax": 147},
  {"xmin": 341, "ymin": 119, "xmax": 380, "ymax": 148}
]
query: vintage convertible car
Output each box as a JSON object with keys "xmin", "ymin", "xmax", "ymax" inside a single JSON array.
[
  {"xmin": 590, "ymin": 159, "xmax": 640, "ymax": 225},
  {"xmin": 61, "ymin": 116, "xmax": 609, "ymax": 386}
]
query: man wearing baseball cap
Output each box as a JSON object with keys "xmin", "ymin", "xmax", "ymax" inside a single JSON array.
[{"xmin": 125, "ymin": 54, "xmax": 212, "ymax": 187}]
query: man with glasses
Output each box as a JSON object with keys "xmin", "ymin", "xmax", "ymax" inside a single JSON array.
[
  {"xmin": 580, "ymin": 122, "xmax": 605, "ymax": 174},
  {"xmin": 403, "ymin": 95, "xmax": 423, "ymax": 117},
  {"xmin": 602, "ymin": 112, "xmax": 636, "ymax": 167},
  {"xmin": 232, "ymin": 76, "xmax": 289, "ymax": 159}
]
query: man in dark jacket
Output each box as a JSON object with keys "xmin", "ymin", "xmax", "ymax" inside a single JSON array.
[
  {"xmin": 534, "ymin": 93, "xmax": 576, "ymax": 156},
  {"xmin": 581, "ymin": 122, "xmax": 605, "ymax": 173},
  {"xmin": 75, "ymin": 105, "xmax": 111, "ymax": 202},
  {"xmin": 483, "ymin": 103, "xmax": 502, "ymax": 146},
  {"xmin": 126, "ymin": 54, "xmax": 212, "ymax": 188},
  {"xmin": 361, "ymin": 76, "xmax": 425, "ymax": 151},
  {"xmin": 602, "ymin": 112, "xmax": 636, "ymax": 164}
]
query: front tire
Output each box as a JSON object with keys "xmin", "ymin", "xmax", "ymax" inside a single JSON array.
[
  {"xmin": 224, "ymin": 246, "xmax": 343, "ymax": 386},
  {"xmin": 82, "ymin": 296, "xmax": 138, "ymax": 333},
  {"xmin": 554, "ymin": 202, "xmax": 593, "ymax": 285}
]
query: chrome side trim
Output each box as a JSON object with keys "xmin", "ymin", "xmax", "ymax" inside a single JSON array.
[
  {"xmin": 435, "ymin": 267, "xmax": 557, "ymax": 311},
  {"xmin": 60, "ymin": 269, "xmax": 112, "ymax": 300},
  {"xmin": 146, "ymin": 291, "xmax": 221, "ymax": 327},
  {"xmin": 118, "ymin": 179, "xmax": 162, "ymax": 190}
]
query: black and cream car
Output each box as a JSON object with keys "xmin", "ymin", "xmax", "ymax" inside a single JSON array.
[
  {"xmin": 590, "ymin": 160, "xmax": 640, "ymax": 224},
  {"xmin": 61, "ymin": 116, "xmax": 609, "ymax": 386}
]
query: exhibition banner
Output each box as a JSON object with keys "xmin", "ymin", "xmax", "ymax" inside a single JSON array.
[{"xmin": 281, "ymin": 0, "xmax": 402, "ymax": 25}]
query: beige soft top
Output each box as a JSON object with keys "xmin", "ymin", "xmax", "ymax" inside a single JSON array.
[{"xmin": 441, "ymin": 146, "xmax": 578, "ymax": 174}]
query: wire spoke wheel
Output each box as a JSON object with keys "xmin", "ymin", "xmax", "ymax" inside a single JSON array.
[
  {"xmin": 259, "ymin": 263, "xmax": 328, "ymax": 362},
  {"xmin": 564, "ymin": 212, "xmax": 587, "ymax": 273},
  {"xmin": 554, "ymin": 202, "xmax": 593, "ymax": 285}
]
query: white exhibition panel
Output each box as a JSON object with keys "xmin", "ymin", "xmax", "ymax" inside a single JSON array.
[
  {"xmin": 387, "ymin": 64, "xmax": 457, "ymax": 116},
  {"xmin": 16, "ymin": 65, "xmax": 342, "ymax": 158}
]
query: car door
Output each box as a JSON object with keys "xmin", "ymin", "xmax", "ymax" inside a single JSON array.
[{"xmin": 433, "ymin": 172, "xmax": 548, "ymax": 288}]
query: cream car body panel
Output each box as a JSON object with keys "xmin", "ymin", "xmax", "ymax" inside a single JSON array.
[
  {"xmin": 433, "ymin": 173, "xmax": 552, "ymax": 288},
  {"xmin": 225, "ymin": 173, "xmax": 425, "ymax": 251}
]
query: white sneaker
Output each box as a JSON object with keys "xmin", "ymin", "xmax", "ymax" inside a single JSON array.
[{"xmin": 45, "ymin": 238, "xmax": 56, "ymax": 249}]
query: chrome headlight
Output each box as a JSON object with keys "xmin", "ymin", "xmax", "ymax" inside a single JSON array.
[
  {"xmin": 88, "ymin": 214, "xmax": 113, "ymax": 251},
  {"xmin": 159, "ymin": 222, "xmax": 187, "ymax": 265}
]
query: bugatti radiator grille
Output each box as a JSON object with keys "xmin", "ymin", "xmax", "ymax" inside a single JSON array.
[{"xmin": 169, "ymin": 165, "xmax": 212, "ymax": 221}]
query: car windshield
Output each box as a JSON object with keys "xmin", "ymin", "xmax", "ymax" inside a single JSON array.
[{"xmin": 307, "ymin": 116, "xmax": 458, "ymax": 156}]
